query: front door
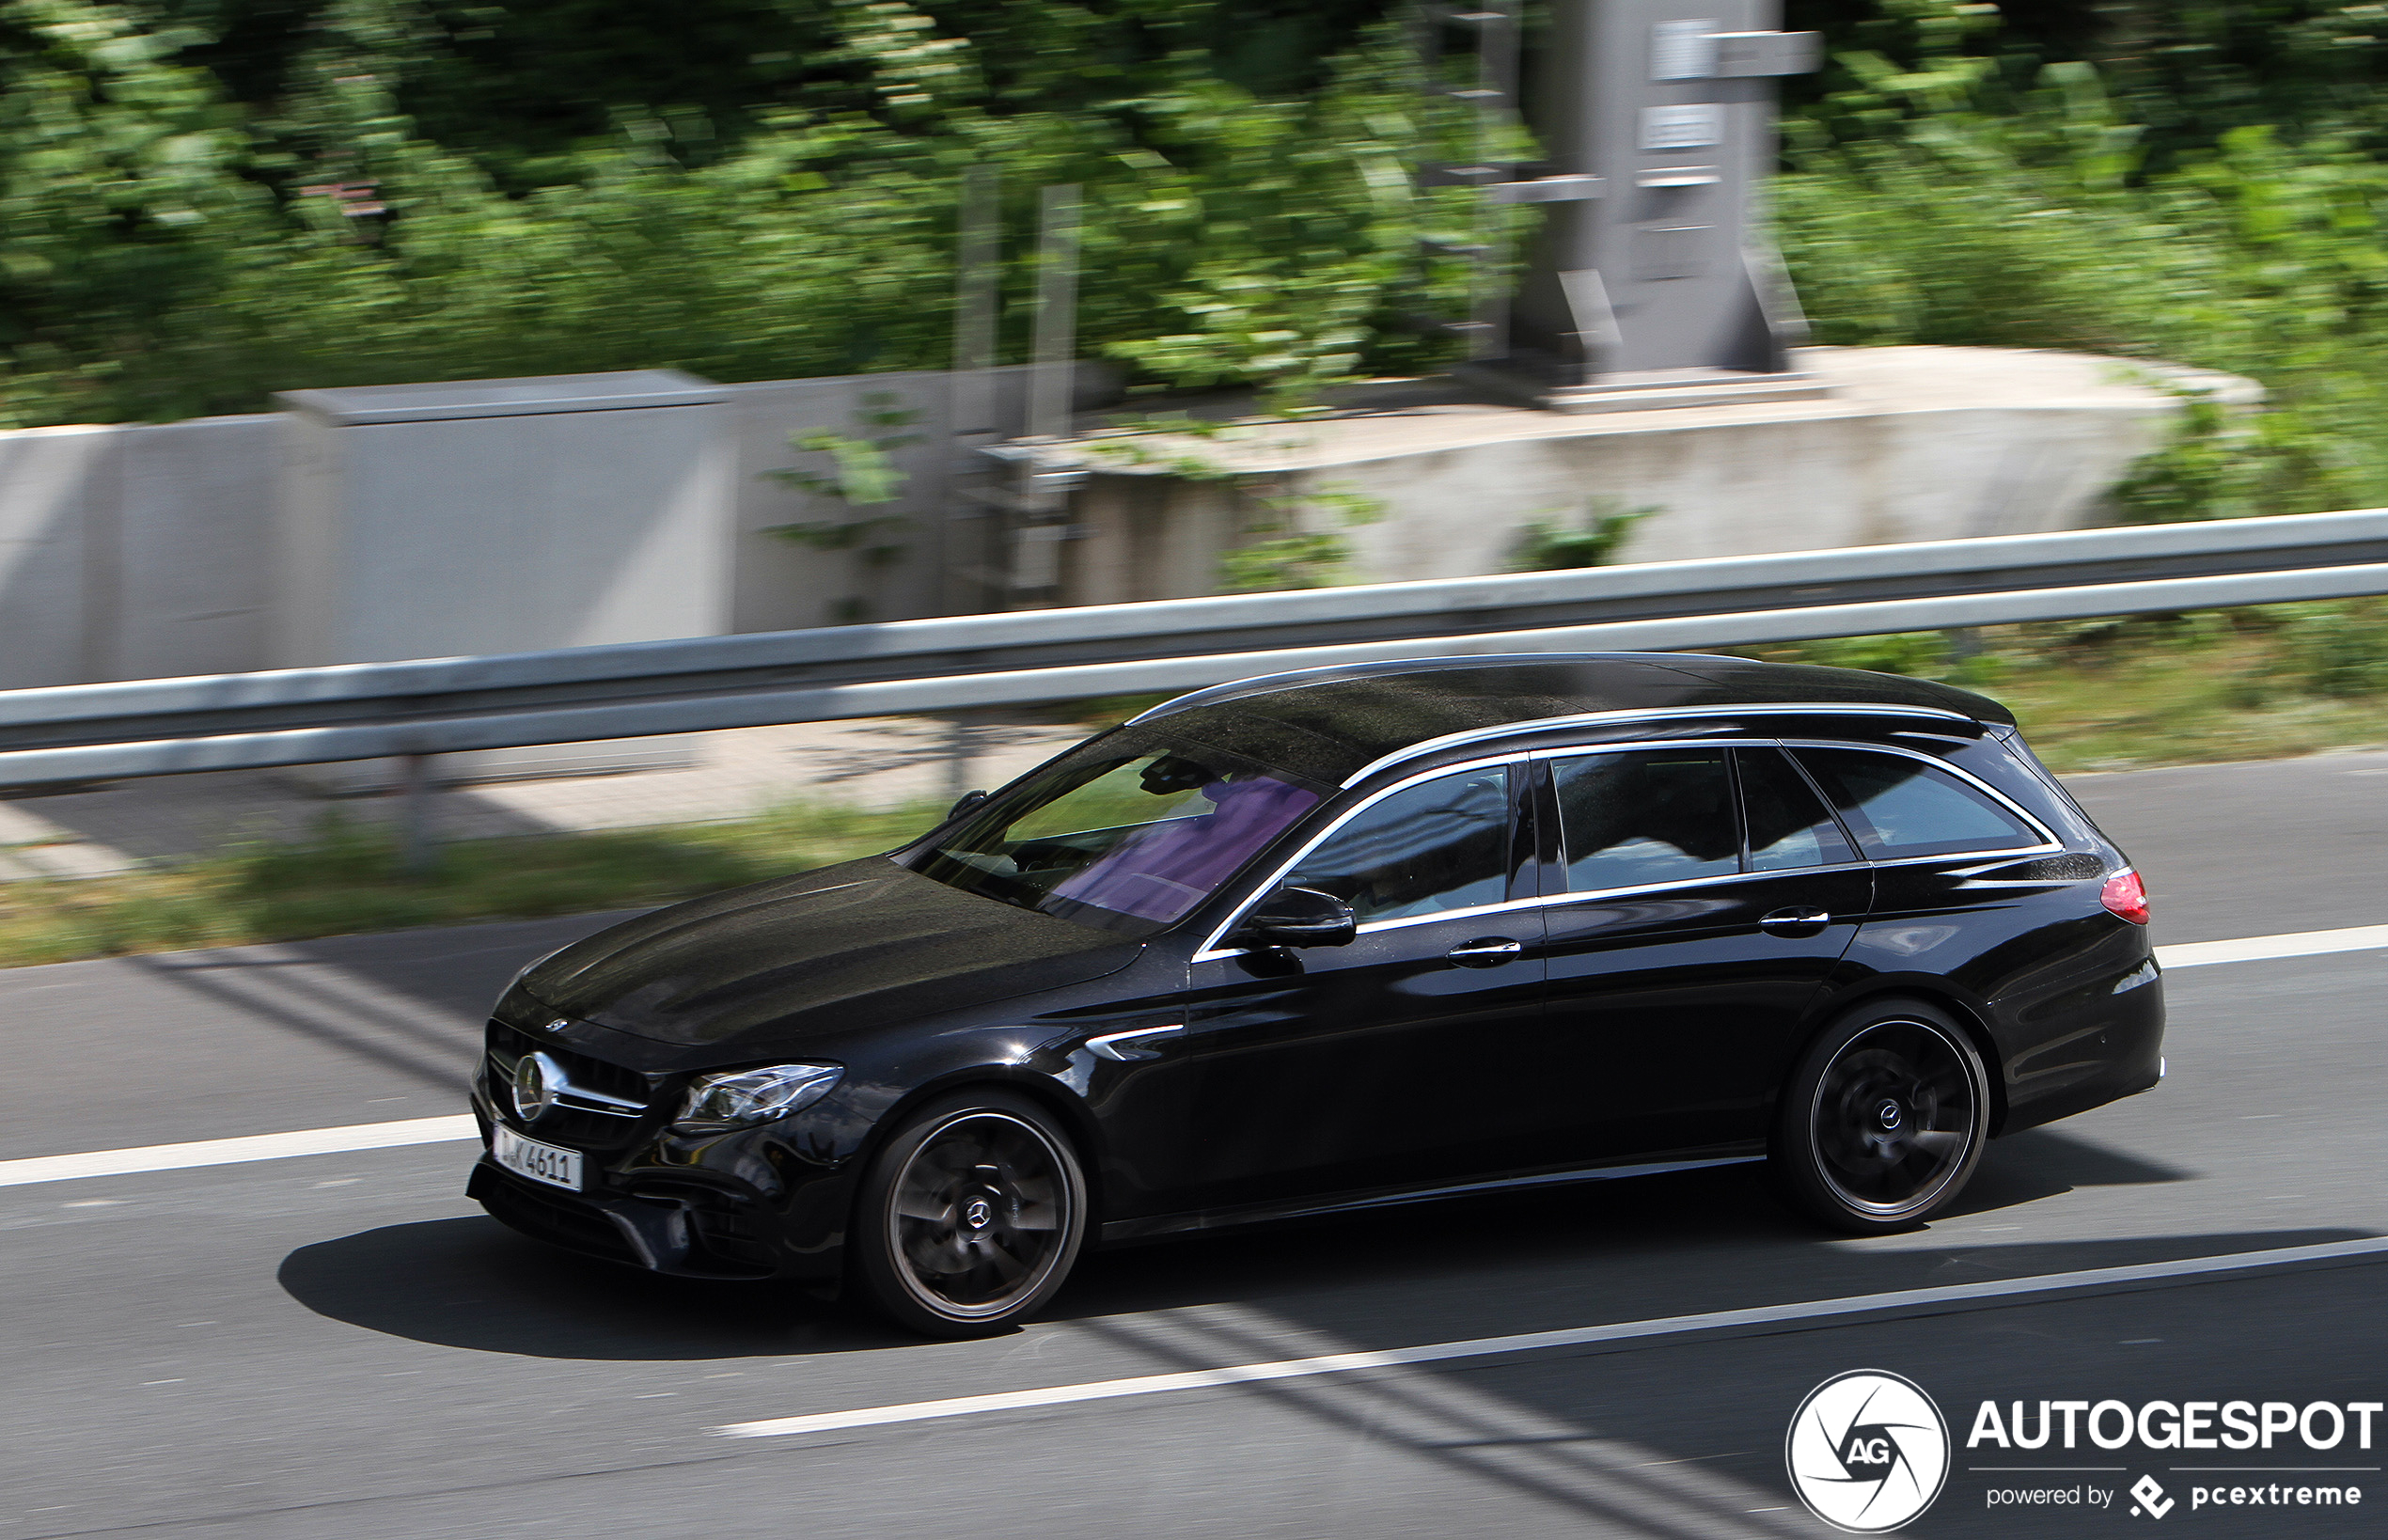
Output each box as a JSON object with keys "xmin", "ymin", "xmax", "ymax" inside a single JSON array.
[
  {"xmin": 1100, "ymin": 761, "xmax": 1545, "ymax": 1218},
  {"xmin": 1536, "ymin": 744, "xmax": 1873, "ymax": 1161}
]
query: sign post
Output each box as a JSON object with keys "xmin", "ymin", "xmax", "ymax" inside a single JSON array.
[{"xmin": 1437, "ymin": 1, "xmax": 1825, "ymax": 412}]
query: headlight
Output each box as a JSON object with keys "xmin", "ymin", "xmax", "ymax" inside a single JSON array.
[{"xmin": 673, "ymin": 1063, "xmax": 843, "ymax": 1132}]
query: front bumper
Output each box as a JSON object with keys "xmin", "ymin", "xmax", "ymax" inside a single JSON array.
[{"xmin": 466, "ymin": 1094, "xmax": 856, "ymax": 1282}]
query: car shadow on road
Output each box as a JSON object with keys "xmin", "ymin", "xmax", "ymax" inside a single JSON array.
[
  {"xmin": 280, "ymin": 1125, "xmax": 2325, "ymax": 1363},
  {"xmin": 276, "ymin": 1217, "xmax": 912, "ymax": 1359},
  {"xmin": 1940, "ymin": 1124, "xmax": 2197, "ymax": 1218}
]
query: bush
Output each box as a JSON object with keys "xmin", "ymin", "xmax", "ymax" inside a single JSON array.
[
  {"xmin": 2280, "ymin": 600, "xmax": 2388, "ymax": 697},
  {"xmin": 0, "ymin": 0, "xmax": 1499, "ymax": 427}
]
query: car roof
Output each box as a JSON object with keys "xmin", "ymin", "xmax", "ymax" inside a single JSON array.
[{"xmin": 1128, "ymin": 653, "xmax": 2014, "ymax": 787}]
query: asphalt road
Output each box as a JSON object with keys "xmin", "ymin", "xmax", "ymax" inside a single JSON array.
[{"xmin": 4, "ymin": 747, "xmax": 2384, "ymax": 1540}]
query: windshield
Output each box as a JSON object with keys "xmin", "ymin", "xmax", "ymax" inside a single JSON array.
[{"xmin": 895, "ymin": 733, "xmax": 1327, "ymax": 933}]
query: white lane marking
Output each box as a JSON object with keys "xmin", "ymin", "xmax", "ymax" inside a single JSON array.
[
  {"xmin": 712, "ymin": 1236, "xmax": 2388, "ymax": 1441},
  {"xmin": 0, "ymin": 1115, "xmax": 477, "ymax": 1189},
  {"xmin": 2156, "ymin": 923, "xmax": 2388, "ymax": 969},
  {"xmin": 0, "ymin": 923, "xmax": 2374, "ymax": 1188}
]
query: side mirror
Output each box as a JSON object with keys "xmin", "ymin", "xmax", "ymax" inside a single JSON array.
[
  {"xmin": 947, "ymin": 789, "xmax": 989, "ymax": 822},
  {"xmin": 1232, "ymin": 886, "xmax": 1356, "ymax": 950}
]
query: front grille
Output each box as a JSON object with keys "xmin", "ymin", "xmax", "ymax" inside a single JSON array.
[{"xmin": 486, "ymin": 1020, "xmax": 663, "ymax": 1150}]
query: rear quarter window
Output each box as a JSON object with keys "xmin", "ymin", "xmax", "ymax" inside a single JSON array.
[{"xmin": 1790, "ymin": 746, "xmax": 2045, "ymax": 860}]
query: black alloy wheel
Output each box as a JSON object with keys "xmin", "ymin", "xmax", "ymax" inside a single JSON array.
[
  {"xmin": 851, "ymin": 1090, "xmax": 1088, "ymax": 1337},
  {"xmin": 1772, "ymin": 999, "xmax": 1990, "ymax": 1234}
]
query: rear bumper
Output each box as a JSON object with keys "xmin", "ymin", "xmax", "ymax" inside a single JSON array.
[{"xmin": 1998, "ymin": 976, "xmax": 2167, "ymax": 1136}]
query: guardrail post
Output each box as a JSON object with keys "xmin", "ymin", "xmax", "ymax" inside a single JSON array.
[
  {"xmin": 939, "ymin": 714, "xmax": 983, "ymax": 806},
  {"xmin": 398, "ymin": 754, "xmax": 435, "ymax": 876}
]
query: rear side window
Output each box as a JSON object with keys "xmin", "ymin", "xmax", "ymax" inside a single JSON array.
[
  {"xmin": 1735, "ymin": 747, "xmax": 1858, "ymax": 870},
  {"xmin": 1790, "ymin": 747, "xmax": 2043, "ymax": 860},
  {"xmin": 1550, "ymin": 748, "xmax": 1739, "ymax": 891}
]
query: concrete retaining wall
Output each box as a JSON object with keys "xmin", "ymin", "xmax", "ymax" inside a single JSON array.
[
  {"xmin": 0, "ymin": 346, "xmax": 2249, "ymax": 696},
  {"xmin": 0, "ymin": 365, "xmax": 1099, "ymax": 692},
  {"xmin": 1063, "ymin": 347, "xmax": 2259, "ymax": 603}
]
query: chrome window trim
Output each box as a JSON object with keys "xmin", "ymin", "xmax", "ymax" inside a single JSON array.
[
  {"xmin": 1529, "ymin": 735, "xmax": 1758, "ymax": 762},
  {"xmin": 1193, "ymin": 733, "xmax": 2063, "ymax": 963},
  {"xmin": 1533, "ymin": 861, "xmax": 1855, "ymax": 909},
  {"xmin": 1194, "ymin": 842, "xmax": 2075, "ymax": 960},
  {"xmin": 1339, "ymin": 702, "xmax": 1977, "ymax": 789},
  {"xmin": 1193, "ymin": 752, "xmax": 1526, "ymax": 960},
  {"xmin": 1340, "ymin": 894, "xmax": 1552, "ymax": 939},
  {"xmin": 1773, "ymin": 738, "xmax": 2063, "ymax": 854}
]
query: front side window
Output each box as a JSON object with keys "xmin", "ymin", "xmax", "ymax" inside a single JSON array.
[
  {"xmin": 1791, "ymin": 746, "xmax": 2042, "ymax": 859},
  {"xmin": 900, "ymin": 736, "xmax": 1326, "ymax": 931},
  {"xmin": 1281, "ymin": 766, "xmax": 1514, "ymax": 925},
  {"xmin": 1551, "ymin": 748, "xmax": 1738, "ymax": 892}
]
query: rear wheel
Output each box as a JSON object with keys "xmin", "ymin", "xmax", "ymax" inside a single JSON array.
[
  {"xmin": 1772, "ymin": 1000, "xmax": 1989, "ymax": 1234},
  {"xmin": 851, "ymin": 1090, "xmax": 1088, "ymax": 1337}
]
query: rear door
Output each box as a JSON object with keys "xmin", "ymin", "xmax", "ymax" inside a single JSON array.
[{"xmin": 1536, "ymin": 744, "xmax": 1874, "ymax": 1161}]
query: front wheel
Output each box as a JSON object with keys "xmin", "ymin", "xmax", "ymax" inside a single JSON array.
[
  {"xmin": 850, "ymin": 1090, "xmax": 1089, "ymax": 1337},
  {"xmin": 1771, "ymin": 1000, "xmax": 1990, "ymax": 1234}
]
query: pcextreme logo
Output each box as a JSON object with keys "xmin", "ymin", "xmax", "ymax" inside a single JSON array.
[{"xmin": 1786, "ymin": 1370, "xmax": 1954, "ymax": 1532}]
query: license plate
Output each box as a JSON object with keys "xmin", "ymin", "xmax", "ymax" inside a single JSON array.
[{"xmin": 493, "ymin": 1125, "xmax": 583, "ymax": 1191}]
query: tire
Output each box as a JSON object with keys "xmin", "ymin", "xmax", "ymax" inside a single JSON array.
[
  {"xmin": 850, "ymin": 1089, "xmax": 1089, "ymax": 1338},
  {"xmin": 1771, "ymin": 998, "xmax": 1990, "ymax": 1235}
]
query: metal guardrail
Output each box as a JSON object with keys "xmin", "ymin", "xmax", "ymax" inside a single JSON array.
[{"xmin": 1, "ymin": 510, "xmax": 2384, "ymax": 789}]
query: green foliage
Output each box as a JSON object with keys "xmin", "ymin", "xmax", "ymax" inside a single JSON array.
[
  {"xmin": 769, "ymin": 392, "xmax": 922, "ymax": 508},
  {"xmin": 764, "ymin": 389, "xmax": 921, "ymax": 621},
  {"xmin": 1510, "ymin": 498, "xmax": 1657, "ymax": 571},
  {"xmin": 1775, "ymin": 34, "xmax": 2388, "ymax": 520},
  {"xmin": 15, "ymin": 0, "xmax": 2388, "ymax": 547},
  {"xmin": 2279, "ymin": 599, "xmax": 2388, "ymax": 697},
  {"xmin": 1217, "ymin": 479, "xmax": 1386, "ymax": 591},
  {"xmin": 1, "ymin": 0, "xmax": 1490, "ymax": 428}
]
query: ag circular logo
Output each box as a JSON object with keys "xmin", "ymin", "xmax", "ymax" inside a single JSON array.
[{"xmin": 1785, "ymin": 1370, "xmax": 1951, "ymax": 1532}]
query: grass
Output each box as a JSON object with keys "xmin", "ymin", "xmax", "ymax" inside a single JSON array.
[
  {"xmin": 0, "ymin": 601, "xmax": 2379, "ymax": 970},
  {"xmin": 0, "ymin": 800, "xmax": 943, "ymax": 970},
  {"xmin": 1738, "ymin": 601, "xmax": 2388, "ymax": 775}
]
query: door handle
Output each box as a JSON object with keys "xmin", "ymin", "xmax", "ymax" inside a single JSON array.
[
  {"xmin": 1759, "ymin": 906, "xmax": 1833, "ymax": 935},
  {"xmin": 1446, "ymin": 937, "xmax": 1524, "ymax": 967}
]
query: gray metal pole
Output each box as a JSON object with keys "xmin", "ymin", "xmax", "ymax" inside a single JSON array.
[
  {"xmin": 397, "ymin": 753, "xmax": 435, "ymax": 876},
  {"xmin": 947, "ymin": 165, "xmax": 1004, "ymax": 614},
  {"xmin": 952, "ymin": 165, "xmax": 1001, "ymax": 434},
  {"xmin": 1467, "ymin": 2, "xmax": 1519, "ymax": 361},
  {"xmin": 1011, "ymin": 183, "xmax": 1085, "ymax": 606},
  {"xmin": 1027, "ymin": 184, "xmax": 1083, "ymax": 443},
  {"xmin": 939, "ymin": 713, "xmax": 982, "ymax": 806}
]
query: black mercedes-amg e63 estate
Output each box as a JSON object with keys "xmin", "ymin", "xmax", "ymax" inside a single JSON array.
[{"xmin": 468, "ymin": 653, "xmax": 2164, "ymax": 1335}]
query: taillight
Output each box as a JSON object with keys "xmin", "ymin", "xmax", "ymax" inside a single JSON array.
[{"xmin": 2100, "ymin": 868, "xmax": 2149, "ymax": 925}]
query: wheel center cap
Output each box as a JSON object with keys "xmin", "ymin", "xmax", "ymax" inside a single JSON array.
[
  {"xmin": 1876, "ymin": 1098, "xmax": 1904, "ymax": 1131},
  {"xmin": 962, "ymin": 1198, "xmax": 995, "ymax": 1231}
]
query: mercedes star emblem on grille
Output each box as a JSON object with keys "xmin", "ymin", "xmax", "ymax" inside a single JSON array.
[{"xmin": 511, "ymin": 1052, "xmax": 562, "ymax": 1123}]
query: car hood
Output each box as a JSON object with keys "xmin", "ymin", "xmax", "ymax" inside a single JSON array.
[{"xmin": 515, "ymin": 857, "xmax": 1145, "ymax": 1049}]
